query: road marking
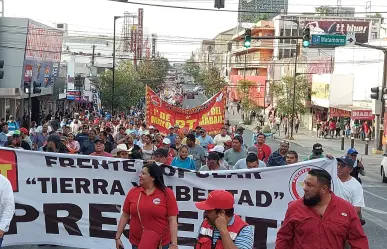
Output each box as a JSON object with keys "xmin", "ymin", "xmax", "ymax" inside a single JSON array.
[
  {"xmin": 363, "ymin": 189, "xmax": 387, "ymax": 202},
  {"xmin": 363, "ymin": 206, "xmax": 387, "ymax": 215},
  {"xmin": 363, "ymin": 211, "xmax": 387, "ymax": 231},
  {"xmin": 363, "ymin": 185, "xmax": 387, "ymax": 188}
]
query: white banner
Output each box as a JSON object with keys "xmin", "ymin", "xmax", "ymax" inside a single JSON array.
[{"xmin": 0, "ymin": 148, "xmax": 338, "ymax": 249}]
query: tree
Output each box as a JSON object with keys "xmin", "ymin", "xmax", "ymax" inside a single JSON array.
[
  {"xmin": 138, "ymin": 57, "xmax": 169, "ymax": 91},
  {"xmin": 237, "ymin": 79, "xmax": 255, "ymax": 124},
  {"xmin": 253, "ymin": 13, "xmax": 270, "ymax": 23},
  {"xmin": 272, "ymin": 76, "xmax": 310, "ymax": 117},
  {"xmin": 200, "ymin": 67, "xmax": 227, "ymax": 96},
  {"xmin": 367, "ymin": 13, "xmax": 384, "ymax": 23},
  {"xmin": 315, "ymin": 6, "xmax": 330, "ymax": 16},
  {"xmin": 183, "ymin": 56, "xmax": 201, "ymax": 83},
  {"xmin": 95, "ymin": 61, "xmax": 144, "ymax": 111}
]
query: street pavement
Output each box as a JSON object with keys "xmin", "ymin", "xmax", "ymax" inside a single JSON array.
[{"xmin": 182, "ymin": 88, "xmax": 387, "ymax": 249}]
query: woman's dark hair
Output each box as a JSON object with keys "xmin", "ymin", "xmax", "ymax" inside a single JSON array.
[
  {"xmin": 216, "ymin": 152, "xmax": 224, "ymax": 159},
  {"xmin": 143, "ymin": 163, "xmax": 166, "ymax": 191}
]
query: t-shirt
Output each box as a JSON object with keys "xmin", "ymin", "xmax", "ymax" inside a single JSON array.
[
  {"xmin": 188, "ymin": 145, "xmax": 206, "ymax": 170},
  {"xmin": 90, "ymin": 151, "xmax": 112, "ymax": 157},
  {"xmin": 213, "ymin": 134, "xmax": 232, "ymax": 146},
  {"xmin": 224, "ymin": 148, "xmax": 247, "ymax": 167},
  {"xmin": 337, "ymin": 177, "xmax": 365, "ymax": 208},
  {"xmin": 171, "ymin": 157, "xmax": 196, "ymax": 170},
  {"xmin": 233, "ymin": 158, "xmax": 267, "ymax": 169},
  {"xmin": 199, "ymin": 165, "xmax": 228, "ymax": 171},
  {"xmin": 123, "ymin": 187, "xmax": 179, "ymax": 247},
  {"xmin": 198, "ymin": 135, "xmax": 213, "ymax": 148}
]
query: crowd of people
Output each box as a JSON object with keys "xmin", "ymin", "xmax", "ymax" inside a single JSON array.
[{"xmin": 0, "ymin": 109, "xmax": 370, "ymax": 249}]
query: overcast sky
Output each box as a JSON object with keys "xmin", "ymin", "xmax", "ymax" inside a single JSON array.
[{"xmin": 4, "ymin": 0, "xmax": 387, "ymax": 62}]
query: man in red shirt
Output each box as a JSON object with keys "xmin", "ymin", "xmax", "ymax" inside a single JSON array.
[
  {"xmin": 276, "ymin": 169, "xmax": 369, "ymax": 249},
  {"xmin": 254, "ymin": 133, "xmax": 271, "ymax": 163},
  {"xmin": 90, "ymin": 139, "xmax": 112, "ymax": 157}
]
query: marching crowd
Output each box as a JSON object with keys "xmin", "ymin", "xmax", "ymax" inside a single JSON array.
[{"xmin": 0, "ymin": 111, "xmax": 370, "ymax": 249}]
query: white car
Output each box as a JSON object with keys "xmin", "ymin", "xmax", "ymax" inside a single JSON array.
[{"xmin": 380, "ymin": 155, "xmax": 387, "ymax": 183}]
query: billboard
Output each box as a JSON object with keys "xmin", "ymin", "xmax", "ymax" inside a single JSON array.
[
  {"xmin": 138, "ymin": 8, "xmax": 144, "ymax": 60},
  {"xmin": 22, "ymin": 20, "xmax": 63, "ymax": 88},
  {"xmin": 302, "ymin": 20, "xmax": 371, "ymax": 43},
  {"xmin": 238, "ymin": 0, "xmax": 288, "ymax": 22}
]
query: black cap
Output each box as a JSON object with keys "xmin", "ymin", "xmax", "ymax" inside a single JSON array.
[
  {"xmin": 312, "ymin": 143, "xmax": 324, "ymax": 153},
  {"xmin": 47, "ymin": 134, "xmax": 61, "ymax": 144},
  {"xmin": 94, "ymin": 139, "xmax": 104, "ymax": 144},
  {"xmin": 153, "ymin": 148, "xmax": 168, "ymax": 157},
  {"xmin": 336, "ymin": 156, "xmax": 355, "ymax": 167}
]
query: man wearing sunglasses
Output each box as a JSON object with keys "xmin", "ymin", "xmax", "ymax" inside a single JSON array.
[
  {"xmin": 305, "ymin": 143, "xmax": 325, "ymax": 161},
  {"xmin": 336, "ymin": 155, "xmax": 366, "ymax": 226}
]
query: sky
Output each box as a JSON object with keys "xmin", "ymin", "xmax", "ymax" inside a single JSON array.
[{"xmin": 3, "ymin": 0, "xmax": 387, "ymax": 62}]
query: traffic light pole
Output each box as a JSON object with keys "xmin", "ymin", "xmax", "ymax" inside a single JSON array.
[{"xmin": 355, "ymin": 42, "xmax": 387, "ymax": 151}]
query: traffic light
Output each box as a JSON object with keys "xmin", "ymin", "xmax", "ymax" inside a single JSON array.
[
  {"xmin": 0, "ymin": 60, "xmax": 4, "ymax": 79},
  {"xmin": 33, "ymin": 81, "xmax": 41, "ymax": 94},
  {"xmin": 382, "ymin": 87, "xmax": 387, "ymax": 100},
  {"xmin": 214, "ymin": 0, "xmax": 225, "ymax": 9},
  {"xmin": 370, "ymin": 87, "xmax": 380, "ymax": 100},
  {"xmin": 244, "ymin": 28, "xmax": 251, "ymax": 48},
  {"xmin": 24, "ymin": 82, "xmax": 31, "ymax": 94},
  {"xmin": 302, "ymin": 27, "xmax": 311, "ymax": 47}
]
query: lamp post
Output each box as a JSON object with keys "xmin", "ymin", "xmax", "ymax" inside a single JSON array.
[{"xmin": 112, "ymin": 15, "xmax": 124, "ymax": 115}]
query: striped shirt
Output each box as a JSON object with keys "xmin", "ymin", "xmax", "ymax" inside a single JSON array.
[{"xmin": 208, "ymin": 216, "xmax": 254, "ymax": 249}]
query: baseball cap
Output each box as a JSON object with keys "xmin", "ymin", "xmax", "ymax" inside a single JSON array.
[
  {"xmin": 94, "ymin": 139, "xmax": 104, "ymax": 144},
  {"xmin": 312, "ymin": 143, "xmax": 324, "ymax": 153},
  {"xmin": 209, "ymin": 145, "xmax": 224, "ymax": 153},
  {"xmin": 174, "ymin": 124, "xmax": 180, "ymax": 128},
  {"xmin": 336, "ymin": 156, "xmax": 355, "ymax": 167},
  {"xmin": 162, "ymin": 137, "xmax": 171, "ymax": 145},
  {"xmin": 13, "ymin": 130, "xmax": 21, "ymax": 137},
  {"xmin": 347, "ymin": 148, "xmax": 359, "ymax": 155},
  {"xmin": 153, "ymin": 148, "xmax": 168, "ymax": 157},
  {"xmin": 169, "ymin": 126, "xmax": 174, "ymax": 129},
  {"xmin": 9, "ymin": 115, "xmax": 14, "ymax": 119},
  {"xmin": 20, "ymin": 127, "xmax": 29, "ymax": 135},
  {"xmin": 195, "ymin": 190, "xmax": 234, "ymax": 210},
  {"xmin": 149, "ymin": 125, "xmax": 155, "ymax": 129},
  {"xmin": 247, "ymin": 146, "xmax": 258, "ymax": 155},
  {"xmin": 200, "ymin": 128, "xmax": 206, "ymax": 133}
]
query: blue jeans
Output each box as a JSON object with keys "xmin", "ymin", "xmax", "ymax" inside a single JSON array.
[
  {"xmin": 132, "ymin": 244, "xmax": 169, "ymax": 249},
  {"xmin": 0, "ymin": 237, "xmax": 3, "ymax": 248}
]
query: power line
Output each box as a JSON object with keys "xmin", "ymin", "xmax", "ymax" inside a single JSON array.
[{"xmin": 106, "ymin": 0, "xmax": 387, "ymax": 14}]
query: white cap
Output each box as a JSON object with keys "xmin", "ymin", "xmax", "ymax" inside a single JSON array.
[
  {"xmin": 149, "ymin": 125, "xmax": 155, "ymax": 129},
  {"xmin": 209, "ymin": 145, "xmax": 224, "ymax": 153},
  {"xmin": 169, "ymin": 126, "xmax": 174, "ymax": 129},
  {"xmin": 162, "ymin": 137, "xmax": 171, "ymax": 145}
]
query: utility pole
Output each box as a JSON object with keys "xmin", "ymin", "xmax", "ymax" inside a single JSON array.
[
  {"xmin": 91, "ymin": 45, "xmax": 96, "ymax": 66},
  {"xmin": 356, "ymin": 42, "xmax": 387, "ymax": 151}
]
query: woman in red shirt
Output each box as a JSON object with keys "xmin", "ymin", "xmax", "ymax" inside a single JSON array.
[{"xmin": 115, "ymin": 163, "xmax": 179, "ymax": 249}]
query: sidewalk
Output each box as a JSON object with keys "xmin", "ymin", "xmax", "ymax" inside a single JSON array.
[{"xmin": 225, "ymin": 109, "xmax": 380, "ymax": 157}]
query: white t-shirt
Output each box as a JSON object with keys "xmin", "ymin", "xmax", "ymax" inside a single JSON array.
[
  {"xmin": 213, "ymin": 134, "xmax": 232, "ymax": 146},
  {"xmin": 337, "ymin": 177, "xmax": 365, "ymax": 208}
]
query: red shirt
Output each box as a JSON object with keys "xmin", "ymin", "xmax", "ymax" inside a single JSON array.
[
  {"xmin": 123, "ymin": 187, "xmax": 179, "ymax": 246},
  {"xmin": 254, "ymin": 143, "xmax": 271, "ymax": 163},
  {"xmin": 276, "ymin": 193, "xmax": 369, "ymax": 249},
  {"xmin": 90, "ymin": 151, "xmax": 112, "ymax": 157}
]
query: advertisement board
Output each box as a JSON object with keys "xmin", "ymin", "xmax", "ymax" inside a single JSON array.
[
  {"xmin": 145, "ymin": 87, "xmax": 226, "ymax": 134},
  {"xmin": 238, "ymin": 0, "xmax": 288, "ymax": 22},
  {"xmin": 302, "ymin": 20, "xmax": 371, "ymax": 43},
  {"xmin": 22, "ymin": 20, "xmax": 63, "ymax": 88}
]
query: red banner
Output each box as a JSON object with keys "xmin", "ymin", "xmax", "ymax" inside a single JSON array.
[
  {"xmin": 145, "ymin": 87, "xmax": 226, "ymax": 134},
  {"xmin": 351, "ymin": 110, "xmax": 374, "ymax": 120}
]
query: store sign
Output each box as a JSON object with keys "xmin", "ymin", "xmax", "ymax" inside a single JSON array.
[
  {"xmin": 66, "ymin": 90, "xmax": 81, "ymax": 101},
  {"xmin": 329, "ymin": 107, "xmax": 350, "ymax": 117},
  {"xmin": 351, "ymin": 110, "xmax": 374, "ymax": 120}
]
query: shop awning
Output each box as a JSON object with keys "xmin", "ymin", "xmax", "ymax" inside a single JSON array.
[{"xmin": 329, "ymin": 105, "xmax": 374, "ymax": 120}]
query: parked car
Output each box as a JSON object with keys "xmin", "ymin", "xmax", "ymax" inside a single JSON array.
[
  {"xmin": 193, "ymin": 85, "xmax": 204, "ymax": 95},
  {"xmin": 381, "ymin": 154, "xmax": 387, "ymax": 183},
  {"xmin": 186, "ymin": 91, "xmax": 195, "ymax": 99}
]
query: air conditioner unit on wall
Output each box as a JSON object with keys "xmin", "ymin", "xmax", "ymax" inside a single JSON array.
[{"xmin": 56, "ymin": 23, "xmax": 68, "ymax": 33}]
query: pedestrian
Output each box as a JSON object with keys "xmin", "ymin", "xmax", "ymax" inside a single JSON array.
[
  {"xmin": 115, "ymin": 163, "xmax": 179, "ymax": 249},
  {"xmin": 44, "ymin": 134, "xmax": 69, "ymax": 153},
  {"xmin": 253, "ymin": 133, "xmax": 272, "ymax": 164},
  {"xmin": 347, "ymin": 148, "xmax": 365, "ymax": 184},
  {"xmin": 0, "ymin": 173, "xmax": 15, "ymax": 247},
  {"xmin": 0, "ymin": 122, "xmax": 9, "ymax": 147},
  {"xmin": 285, "ymin": 150, "xmax": 299, "ymax": 165},
  {"xmin": 233, "ymin": 146, "xmax": 266, "ymax": 170},
  {"xmin": 224, "ymin": 136, "xmax": 247, "ymax": 168},
  {"xmin": 171, "ymin": 145, "xmax": 196, "ymax": 170},
  {"xmin": 267, "ymin": 141, "xmax": 289, "ymax": 167},
  {"xmin": 275, "ymin": 169, "xmax": 369, "ymax": 249},
  {"xmin": 199, "ymin": 152, "xmax": 228, "ymax": 171},
  {"xmin": 194, "ymin": 190, "xmax": 254, "ymax": 249},
  {"xmin": 90, "ymin": 139, "xmax": 112, "ymax": 157},
  {"xmin": 304, "ymin": 143, "xmax": 325, "ymax": 161}
]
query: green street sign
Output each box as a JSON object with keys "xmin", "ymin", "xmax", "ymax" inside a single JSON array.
[{"xmin": 311, "ymin": 34, "xmax": 347, "ymax": 46}]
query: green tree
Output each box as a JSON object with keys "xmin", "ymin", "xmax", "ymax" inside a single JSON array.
[
  {"xmin": 315, "ymin": 6, "xmax": 330, "ymax": 16},
  {"xmin": 237, "ymin": 79, "xmax": 255, "ymax": 124},
  {"xmin": 138, "ymin": 57, "xmax": 169, "ymax": 91},
  {"xmin": 272, "ymin": 75, "xmax": 310, "ymax": 117},
  {"xmin": 253, "ymin": 13, "xmax": 270, "ymax": 23},
  {"xmin": 95, "ymin": 61, "xmax": 144, "ymax": 111},
  {"xmin": 366, "ymin": 13, "xmax": 384, "ymax": 23},
  {"xmin": 183, "ymin": 56, "xmax": 201, "ymax": 83},
  {"xmin": 200, "ymin": 67, "xmax": 227, "ymax": 96}
]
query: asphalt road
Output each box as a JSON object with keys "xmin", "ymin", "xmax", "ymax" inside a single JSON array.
[{"xmin": 183, "ymin": 89, "xmax": 387, "ymax": 249}]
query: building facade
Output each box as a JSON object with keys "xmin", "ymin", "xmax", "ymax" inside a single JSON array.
[{"xmin": 0, "ymin": 17, "xmax": 63, "ymax": 122}]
